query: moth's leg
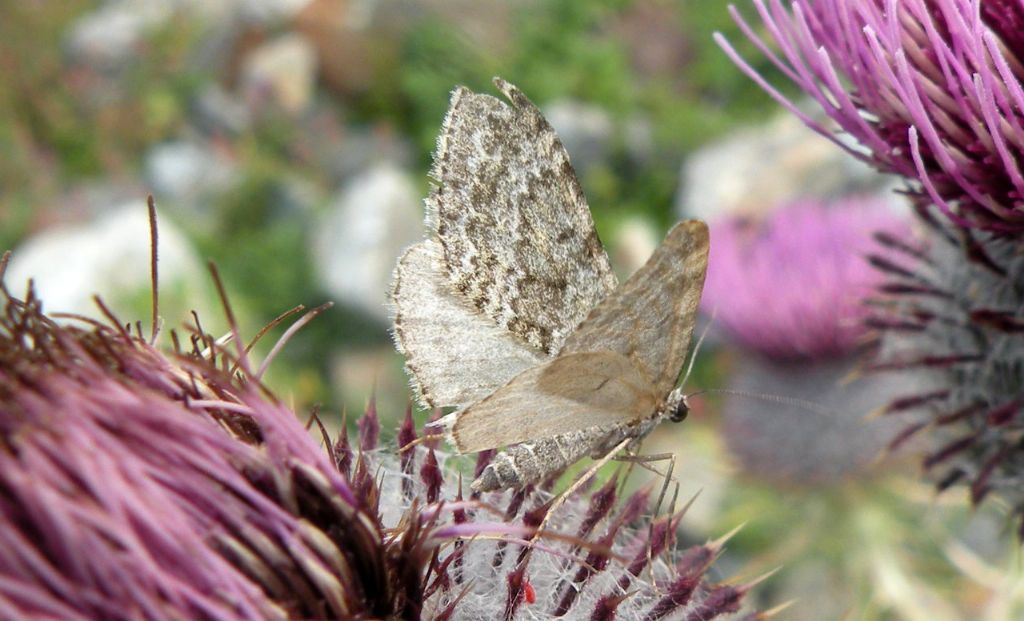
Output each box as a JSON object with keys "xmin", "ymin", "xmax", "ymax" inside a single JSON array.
[
  {"xmin": 398, "ymin": 433, "xmax": 446, "ymax": 453},
  {"xmin": 649, "ymin": 454, "xmax": 678, "ymax": 529},
  {"xmin": 612, "ymin": 449, "xmax": 681, "ymax": 590},
  {"xmin": 646, "ymin": 453, "xmax": 682, "ymax": 591},
  {"xmin": 530, "ymin": 437, "xmax": 632, "ymax": 545},
  {"xmin": 612, "ymin": 450, "xmax": 677, "ymax": 485},
  {"xmin": 612, "ymin": 451, "xmax": 680, "ymax": 530}
]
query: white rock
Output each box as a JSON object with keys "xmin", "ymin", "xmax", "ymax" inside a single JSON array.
[
  {"xmin": 313, "ymin": 163, "xmax": 422, "ymax": 320},
  {"xmin": 145, "ymin": 140, "xmax": 237, "ymax": 202},
  {"xmin": 194, "ymin": 84, "xmax": 252, "ymax": 135},
  {"xmin": 609, "ymin": 215, "xmax": 659, "ymax": 278},
  {"xmin": 676, "ymin": 111, "xmax": 905, "ymax": 221},
  {"xmin": 623, "ymin": 114, "xmax": 654, "ymax": 164},
  {"xmin": 240, "ymin": 33, "xmax": 318, "ymax": 115},
  {"xmin": 66, "ymin": 0, "xmax": 260, "ymax": 70},
  {"xmin": 543, "ymin": 99, "xmax": 614, "ymax": 175},
  {"xmin": 239, "ymin": 0, "xmax": 313, "ymax": 22},
  {"xmin": 6, "ymin": 203, "xmax": 208, "ymax": 324},
  {"xmin": 66, "ymin": 1, "xmax": 171, "ymax": 70}
]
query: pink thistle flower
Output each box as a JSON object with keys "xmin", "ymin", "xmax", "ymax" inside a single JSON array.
[
  {"xmin": 0, "ymin": 282, "xmax": 429, "ymax": 619},
  {"xmin": 0, "ymin": 255, "xmax": 759, "ymax": 619},
  {"xmin": 866, "ymin": 217, "xmax": 1024, "ymax": 532},
  {"xmin": 701, "ymin": 197, "xmax": 917, "ymax": 485},
  {"xmin": 375, "ymin": 407, "xmax": 761, "ymax": 620},
  {"xmin": 717, "ymin": 0, "xmax": 1024, "ymax": 232},
  {"xmin": 703, "ymin": 196, "xmax": 909, "ymax": 360},
  {"xmin": 716, "ymin": 0, "xmax": 1024, "ymax": 528}
]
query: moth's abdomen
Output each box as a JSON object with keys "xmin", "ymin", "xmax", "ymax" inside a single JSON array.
[{"xmin": 471, "ymin": 427, "xmax": 611, "ymax": 492}]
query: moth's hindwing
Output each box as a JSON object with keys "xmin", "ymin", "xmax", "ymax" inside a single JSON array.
[
  {"xmin": 390, "ymin": 240, "xmax": 544, "ymax": 408},
  {"xmin": 444, "ymin": 350, "xmax": 658, "ymax": 453}
]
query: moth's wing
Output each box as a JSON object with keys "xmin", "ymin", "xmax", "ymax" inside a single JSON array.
[
  {"xmin": 438, "ymin": 351, "xmax": 658, "ymax": 453},
  {"xmin": 560, "ymin": 220, "xmax": 709, "ymax": 397},
  {"xmin": 390, "ymin": 240, "xmax": 545, "ymax": 408},
  {"xmin": 427, "ymin": 77, "xmax": 618, "ymax": 355}
]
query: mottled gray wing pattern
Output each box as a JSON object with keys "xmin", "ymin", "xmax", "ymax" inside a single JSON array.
[
  {"xmin": 560, "ymin": 220, "xmax": 710, "ymax": 397},
  {"xmin": 390, "ymin": 240, "xmax": 545, "ymax": 408},
  {"xmin": 437, "ymin": 351, "xmax": 658, "ymax": 453},
  {"xmin": 427, "ymin": 78, "xmax": 618, "ymax": 355}
]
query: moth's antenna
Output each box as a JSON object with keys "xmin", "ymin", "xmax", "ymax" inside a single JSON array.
[
  {"xmin": 681, "ymin": 306, "xmax": 717, "ymax": 387},
  {"xmin": 689, "ymin": 388, "xmax": 834, "ymax": 417}
]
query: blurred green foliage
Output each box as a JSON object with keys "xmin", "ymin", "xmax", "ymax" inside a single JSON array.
[
  {"xmin": 384, "ymin": 0, "xmax": 789, "ymax": 231},
  {"xmin": 0, "ymin": 0, "xmax": 799, "ymax": 418},
  {"xmin": 0, "ymin": 2, "xmax": 202, "ymax": 250}
]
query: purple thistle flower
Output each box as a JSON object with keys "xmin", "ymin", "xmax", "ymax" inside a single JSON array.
[
  {"xmin": 0, "ymin": 273, "xmax": 759, "ymax": 619},
  {"xmin": 867, "ymin": 217, "xmax": 1024, "ymax": 531},
  {"xmin": 395, "ymin": 443, "xmax": 756, "ymax": 620},
  {"xmin": 703, "ymin": 196, "xmax": 909, "ymax": 360},
  {"xmin": 0, "ymin": 284, "xmax": 437, "ymax": 619},
  {"xmin": 702, "ymin": 197, "xmax": 918, "ymax": 484},
  {"xmin": 717, "ymin": 0, "xmax": 1024, "ymax": 529},
  {"xmin": 716, "ymin": 0, "xmax": 1024, "ymax": 232}
]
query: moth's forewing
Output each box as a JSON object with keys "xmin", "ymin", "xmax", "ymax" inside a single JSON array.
[
  {"xmin": 390, "ymin": 240, "xmax": 544, "ymax": 408},
  {"xmin": 427, "ymin": 78, "xmax": 618, "ymax": 355},
  {"xmin": 443, "ymin": 351, "xmax": 658, "ymax": 453},
  {"xmin": 560, "ymin": 220, "xmax": 710, "ymax": 396}
]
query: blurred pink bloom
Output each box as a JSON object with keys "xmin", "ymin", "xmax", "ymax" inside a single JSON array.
[{"xmin": 702, "ymin": 197, "xmax": 910, "ymax": 360}]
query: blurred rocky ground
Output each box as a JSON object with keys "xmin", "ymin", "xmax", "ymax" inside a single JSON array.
[
  {"xmin": 3, "ymin": 2, "xmax": 1020, "ymax": 619},
  {"xmin": 2, "ymin": 0, "xmax": 795, "ymax": 418}
]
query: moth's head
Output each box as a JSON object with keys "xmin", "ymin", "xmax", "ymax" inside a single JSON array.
[{"xmin": 664, "ymin": 388, "xmax": 689, "ymax": 423}]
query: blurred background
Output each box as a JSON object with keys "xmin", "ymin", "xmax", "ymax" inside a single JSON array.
[{"xmin": 2, "ymin": 1, "xmax": 1019, "ymax": 619}]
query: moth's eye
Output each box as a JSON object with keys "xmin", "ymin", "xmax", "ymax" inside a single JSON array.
[{"xmin": 669, "ymin": 399, "xmax": 689, "ymax": 423}]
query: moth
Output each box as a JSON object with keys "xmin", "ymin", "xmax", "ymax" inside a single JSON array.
[{"xmin": 390, "ymin": 78, "xmax": 709, "ymax": 492}]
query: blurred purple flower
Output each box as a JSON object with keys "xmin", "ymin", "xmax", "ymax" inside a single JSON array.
[
  {"xmin": 717, "ymin": 0, "xmax": 1024, "ymax": 530},
  {"xmin": 722, "ymin": 354, "xmax": 919, "ymax": 485},
  {"xmin": 0, "ymin": 278, "xmax": 759, "ymax": 619},
  {"xmin": 703, "ymin": 197, "xmax": 909, "ymax": 360},
  {"xmin": 717, "ymin": 0, "xmax": 1024, "ymax": 232},
  {"xmin": 702, "ymin": 198, "xmax": 919, "ymax": 485}
]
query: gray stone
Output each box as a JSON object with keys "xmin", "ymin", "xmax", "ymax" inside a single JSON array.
[
  {"xmin": 239, "ymin": 0, "xmax": 314, "ymax": 22},
  {"xmin": 145, "ymin": 140, "xmax": 237, "ymax": 203},
  {"xmin": 6, "ymin": 202, "xmax": 209, "ymax": 324},
  {"xmin": 66, "ymin": 1, "xmax": 171, "ymax": 71},
  {"xmin": 676, "ymin": 111, "xmax": 905, "ymax": 221},
  {"xmin": 324, "ymin": 126, "xmax": 413, "ymax": 185},
  {"xmin": 623, "ymin": 114, "xmax": 654, "ymax": 164},
  {"xmin": 193, "ymin": 84, "xmax": 252, "ymax": 135},
  {"xmin": 313, "ymin": 163, "xmax": 422, "ymax": 320},
  {"xmin": 543, "ymin": 99, "xmax": 614, "ymax": 176}
]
